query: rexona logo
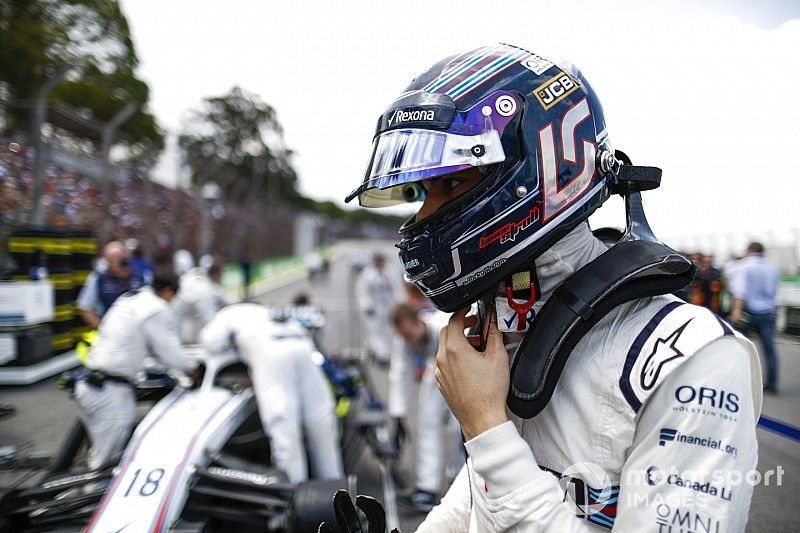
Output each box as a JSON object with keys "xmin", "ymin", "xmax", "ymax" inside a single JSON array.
[
  {"xmin": 533, "ymin": 72, "xmax": 580, "ymax": 110},
  {"xmin": 646, "ymin": 466, "xmax": 733, "ymax": 501},
  {"xmin": 478, "ymin": 207, "xmax": 540, "ymax": 249},
  {"xmin": 387, "ymin": 108, "xmax": 435, "ymax": 126},
  {"xmin": 674, "ymin": 385, "xmax": 739, "ymax": 413},
  {"xmin": 658, "ymin": 428, "xmax": 738, "ymax": 457}
]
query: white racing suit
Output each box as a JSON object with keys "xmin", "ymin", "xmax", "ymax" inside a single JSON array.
[
  {"xmin": 389, "ymin": 312, "xmax": 465, "ymax": 495},
  {"xmin": 75, "ymin": 287, "xmax": 192, "ymax": 470},
  {"xmin": 172, "ymin": 267, "xmax": 227, "ymax": 343},
  {"xmin": 356, "ymin": 264, "xmax": 403, "ymax": 362},
  {"xmin": 417, "ymin": 224, "xmax": 763, "ymax": 532},
  {"xmin": 200, "ymin": 303, "xmax": 344, "ymax": 484}
]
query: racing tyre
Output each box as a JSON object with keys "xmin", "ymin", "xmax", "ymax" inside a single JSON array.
[
  {"xmin": 291, "ymin": 478, "xmax": 348, "ymax": 533},
  {"xmin": 49, "ymin": 418, "xmax": 88, "ymax": 473}
]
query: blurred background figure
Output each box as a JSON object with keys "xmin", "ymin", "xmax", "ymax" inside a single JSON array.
[
  {"xmin": 172, "ymin": 263, "xmax": 227, "ymax": 344},
  {"xmin": 389, "ymin": 304, "xmax": 464, "ymax": 513},
  {"xmin": 127, "ymin": 239, "xmax": 154, "ymax": 285},
  {"xmin": 693, "ymin": 254, "xmax": 723, "ymax": 313},
  {"xmin": 77, "ymin": 240, "xmax": 145, "ymax": 329},
  {"xmin": 730, "ymin": 242, "xmax": 780, "ymax": 394},
  {"xmin": 356, "ymin": 253, "xmax": 403, "ymax": 365},
  {"xmin": 199, "ymin": 253, "xmax": 215, "ymax": 271},
  {"xmin": 239, "ymin": 252, "xmax": 252, "ymax": 302},
  {"xmin": 172, "ymin": 248, "xmax": 195, "ymax": 277},
  {"xmin": 200, "ymin": 303, "xmax": 343, "ymax": 483},
  {"xmin": 75, "ymin": 277, "xmax": 195, "ymax": 469},
  {"xmin": 350, "ymin": 250, "xmax": 371, "ymax": 277},
  {"xmin": 305, "ymin": 249, "xmax": 324, "ymax": 282}
]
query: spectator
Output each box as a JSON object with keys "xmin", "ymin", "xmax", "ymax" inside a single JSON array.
[{"xmin": 730, "ymin": 242, "xmax": 780, "ymax": 393}]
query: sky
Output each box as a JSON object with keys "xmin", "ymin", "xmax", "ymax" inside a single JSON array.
[{"xmin": 119, "ymin": 0, "xmax": 800, "ymax": 257}]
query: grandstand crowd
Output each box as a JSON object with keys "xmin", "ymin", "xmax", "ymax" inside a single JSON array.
[{"xmin": 0, "ymin": 139, "xmax": 295, "ymax": 269}]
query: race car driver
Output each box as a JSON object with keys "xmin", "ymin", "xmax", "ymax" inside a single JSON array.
[
  {"xmin": 344, "ymin": 43, "xmax": 762, "ymax": 531},
  {"xmin": 199, "ymin": 303, "xmax": 344, "ymax": 484},
  {"xmin": 75, "ymin": 277, "xmax": 195, "ymax": 470}
]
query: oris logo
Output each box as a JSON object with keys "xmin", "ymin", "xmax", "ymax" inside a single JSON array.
[
  {"xmin": 674, "ymin": 385, "xmax": 739, "ymax": 413},
  {"xmin": 520, "ymin": 54, "xmax": 553, "ymax": 75},
  {"xmin": 387, "ymin": 108, "xmax": 435, "ymax": 126}
]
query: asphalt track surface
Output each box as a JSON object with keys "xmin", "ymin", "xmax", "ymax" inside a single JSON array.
[{"xmin": 1, "ymin": 240, "xmax": 799, "ymax": 532}]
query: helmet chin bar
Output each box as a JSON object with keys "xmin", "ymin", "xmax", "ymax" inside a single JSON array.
[{"xmin": 507, "ymin": 152, "xmax": 697, "ymax": 420}]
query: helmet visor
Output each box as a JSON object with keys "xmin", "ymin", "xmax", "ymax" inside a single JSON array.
[
  {"xmin": 348, "ymin": 127, "xmax": 505, "ymax": 207},
  {"xmin": 346, "ymin": 90, "xmax": 522, "ymax": 207}
]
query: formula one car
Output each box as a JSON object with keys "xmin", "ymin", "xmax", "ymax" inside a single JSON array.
[{"xmin": 0, "ymin": 339, "xmax": 398, "ymax": 532}]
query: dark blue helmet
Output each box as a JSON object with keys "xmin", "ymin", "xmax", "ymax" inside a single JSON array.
[{"xmin": 346, "ymin": 43, "xmax": 617, "ymax": 312}]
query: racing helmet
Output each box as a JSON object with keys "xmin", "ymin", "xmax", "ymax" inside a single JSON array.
[{"xmin": 346, "ymin": 43, "xmax": 617, "ymax": 312}]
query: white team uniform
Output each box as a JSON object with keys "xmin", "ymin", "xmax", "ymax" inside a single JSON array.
[
  {"xmin": 76, "ymin": 287, "xmax": 192, "ymax": 470},
  {"xmin": 418, "ymin": 225, "xmax": 762, "ymax": 532},
  {"xmin": 356, "ymin": 264, "xmax": 403, "ymax": 362},
  {"xmin": 172, "ymin": 267, "xmax": 227, "ymax": 344},
  {"xmin": 199, "ymin": 304, "xmax": 344, "ymax": 484},
  {"xmin": 389, "ymin": 311, "xmax": 464, "ymax": 494}
]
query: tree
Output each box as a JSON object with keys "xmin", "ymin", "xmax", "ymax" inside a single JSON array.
[
  {"xmin": 178, "ymin": 86, "xmax": 299, "ymax": 203},
  {"xmin": 0, "ymin": 0, "xmax": 162, "ymax": 148}
]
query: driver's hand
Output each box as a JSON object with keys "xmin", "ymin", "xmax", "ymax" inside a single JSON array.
[{"xmin": 435, "ymin": 307, "xmax": 509, "ymax": 441}]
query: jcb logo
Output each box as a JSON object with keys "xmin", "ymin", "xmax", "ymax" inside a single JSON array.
[{"xmin": 534, "ymin": 72, "xmax": 579, "ymax": 110}]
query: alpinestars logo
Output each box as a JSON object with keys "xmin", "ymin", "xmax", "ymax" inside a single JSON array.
[
  {"xmin": 478, "ymin": 207, "xmax": 540, "ymax": 249},
  {"xmin": 387, "ymin": 108, "xmax": 435, "ymax": 126},
  {"xmin": 640, "ymin": 319, "xmax": 693, "ymax": 391},
  {"xmin": 658, "ymin": 427, "xmax": 738, "ymax": 457}
]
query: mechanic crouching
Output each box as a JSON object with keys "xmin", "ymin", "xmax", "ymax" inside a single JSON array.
[
  {"xmin": 200, "ymin": 303, "xmax": 344, "ymax": 484},
  {"xmin": 75, "ymin": 277, "xmax": 196, "ymax": 470}
]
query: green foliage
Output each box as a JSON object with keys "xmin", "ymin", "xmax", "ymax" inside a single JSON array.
[
  {"xmin": 0, "ymin": 0, "xmax": 162, "ymax": 147},
  {"xmin": 288, "ymin": 195, "xmax": 407, "ymax": 226},
  {"xmin": 178, "ymin": 86, "xmax": 298, "ymax": 203},
  {"xmin": 179, "ymin": 86, "xmax": 404, "ymax": 226}
]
